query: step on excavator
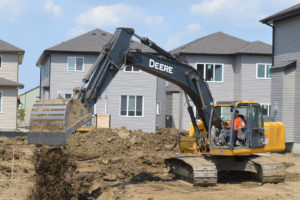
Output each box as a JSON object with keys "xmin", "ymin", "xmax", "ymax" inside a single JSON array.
[{"xmin": 29, "ymin": 28, "xmax": 286, "ymax": 186}]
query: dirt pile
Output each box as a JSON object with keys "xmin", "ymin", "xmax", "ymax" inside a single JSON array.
[
  {"xmin": 28, "ymin": 147, "xmax": 77, "ymax": 200},
  {"xmin": 26, "ymin": 127, "xmax": 183, "ymax": 199},
  {"xmin": 67, "ymin": 127, "xmax": 182, "ymax": 182}
]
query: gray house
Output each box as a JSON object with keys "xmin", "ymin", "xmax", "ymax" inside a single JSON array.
[
  {"xmin": 37, "ymin": 29, "xmax": 272, "ymax": 132},
  {"xmin": 0, "ymin": 40, "xmax": 24, "ymax": 131},
  {"xmin": 261, "ymin": 3, "xmax": 300, "ymax": 153},
  {"xmin": 170, "ymin": 32, "xmax": 272, "ymax": 130},
  {"xmin": 36, "ymin": 29, "xmax": 163, "ymax": 132}
]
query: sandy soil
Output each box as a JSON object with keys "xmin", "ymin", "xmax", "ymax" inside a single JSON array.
[{"xmin": 1, "ymin": 128, "xmax": 300, "ymax": 200}]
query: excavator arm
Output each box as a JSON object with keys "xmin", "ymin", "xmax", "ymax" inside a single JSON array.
[{"xmin": 28, "ymin": 28, "xmax": 214, "ymax": 148}]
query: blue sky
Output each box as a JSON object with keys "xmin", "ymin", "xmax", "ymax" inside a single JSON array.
[{"xmin": 1, "ymin": 0, "xmax": 298, "ymax": 92}]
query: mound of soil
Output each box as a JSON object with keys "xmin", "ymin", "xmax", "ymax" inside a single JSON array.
[{"xmin": 27, "ymin": 127, "xmax": 183, "ymax": 199}]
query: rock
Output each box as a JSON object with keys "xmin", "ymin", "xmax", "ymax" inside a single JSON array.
[
  {"xmin": 103, "ymin": 173, "xmax": 117, "ymax": 181},
  {"xmin": 117, "ymin": 129, "xmax": 130, "ymax": 139},
  {"xmin": 110, "ymin": 157, "xmax": 122, "ymax": 164},
  {"xmin": 155, "ymin": 146, "xmax": 161, "ymax": 151},
  {"xmin": 164, "ymin": 144, "xmax": 174, "ymax": 150},
  {"xmin": 101, "ymin": 159, "xmax": 109, "ymax": 165},
  {"xmin": 106, "ymin": 137, "xmax": 113, "ymax": 143}
]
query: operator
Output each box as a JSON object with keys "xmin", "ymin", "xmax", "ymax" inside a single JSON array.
[
  {"xmin": 233, "ymin": 110, "xmax": 245, "ymax": 146},
  {"xmin": 218, "ymin": 110, "xmax": 245, "ymax": 146}
]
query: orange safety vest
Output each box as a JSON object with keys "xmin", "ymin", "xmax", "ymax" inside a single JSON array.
[{"xmin": 234, "ymin": 117, "xmax": 245, "ymax": 131}]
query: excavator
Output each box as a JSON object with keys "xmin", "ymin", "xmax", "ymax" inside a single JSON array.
[{"xmin": 28, "ymin": 28, "xmax": 286, "ymax": 186}]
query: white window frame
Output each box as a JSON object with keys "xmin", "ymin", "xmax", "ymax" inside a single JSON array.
[
  {"xmin": 124, "ymin": 65, "xmax": 141, "ymax": 73},
  {"xmin": 195, "ymin": 63, "xmax": 224, "ymax": 83},
  {"xmin": 0, "ymin": 55, "xmax": 2, "ymax": 69},
  {"xmin": 64, "ymin": 93, "xmax": 73, "ymax": 99},
  {"xmin": 67, "ymin": 56, "xmax": 84, "ymax": 72},
  {"xmin": 156, "ymin": 102, "xmax": 161, "ymax": 115},
  {"xmin": 261, "ymin": 103, "xmax": 271, "ymax": 116},
  {"xmin": 0, "ymin": 90, "xmax": 3, "ymax": 113},
  {"xmin": 256, "ymin": 63, "xmax": 271, "ymax": 79},
  {"xmin": 119, "ymin": 95, "xmax": 144, "ymax": 117}
]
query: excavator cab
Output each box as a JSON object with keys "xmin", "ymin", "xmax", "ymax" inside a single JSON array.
[{"xmin": 210, "ymin": 101, "xmax": 265, "ymax": 149}]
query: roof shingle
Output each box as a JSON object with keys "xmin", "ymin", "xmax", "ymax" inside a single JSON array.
[
  {"xmin": 260, "ymin": 3, "xmax": 300, "ymax": 25},
  {"xmin": 37, "ymin": 29, "xmax": 155, "ymax": 66},
  {"xmin": 171, "ymin": 32, "xmax": 271, "ymax": 55}
]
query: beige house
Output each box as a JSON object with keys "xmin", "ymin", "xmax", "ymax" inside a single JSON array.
[{"xmin": 0, "ymin": 39, "xmax": 24, "ymax": 131}]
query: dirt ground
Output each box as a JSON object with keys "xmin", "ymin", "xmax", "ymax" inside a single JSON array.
[{"xmin": 1, "ymin": 128, "xmax": 300, "ymax": 200}]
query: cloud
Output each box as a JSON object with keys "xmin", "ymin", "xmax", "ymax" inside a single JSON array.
[
  {"xmin": 187, "ymin": 23, "xmax": 201, "ymax": 33},
  {"xmin": 0, "ymin": 0, "xmax": 21, "ymax": 21},
  {"xmin": 165, "ymin": 23, "xmax": 202, "ymax": 50},
  {"xmin": 75, "ymin": 4, "xmax": 144, "ymax": 27},
  {"xmin": 190, "ymin": 0, "xmax": 263, "ymax": 25},
  {"xmin": 44, "ymin": 0, "xmax": 62, "ymax": 17},
  {"xmin": 67, "ymin": 25, "xmax": 88, "ymax": 38},
  {"xmin": 145, "ymin": 15, "xmax": 164, "ymax": 26}
]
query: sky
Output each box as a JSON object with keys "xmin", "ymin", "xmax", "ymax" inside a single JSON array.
[{"xmin": 0, "ymin": 0, "xmax": 298, "ymax": 92}]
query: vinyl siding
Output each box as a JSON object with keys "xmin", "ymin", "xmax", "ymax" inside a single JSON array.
[
  {"xmin": 49, "ymin": 53, "xmax": 97, "ymax": 99},
  {"xmin": 41, "ymin": 58, "xmax": 50, "ymax": 88},
  {"xmin": 155, "ymin": 78, "xmax": 167, "ymax": 129},
  {"xmin": 186, "ymin": 55, "xmax": 235, "ymax": 101},
  {"xmin": 48, "ymin": 53, "xmax": 157, "ymax": 132},
  {"xmin": 273, "ymin": 15, "xmax": 300, "ymax": 143},
  {"xmin": 234, "ymin": 55, "xmax": 242, "ymax": 100},
  {"xmin": 0, "ymin": 53, "xmax": 19, "ymax": 82},
  {"xmin": 95, "ymin": 69, "xmax": 157, "ymax": 132},
  {"xmin": 270, "ymin": 71, "xmax": 283, "ymax": 122},
  {"xmin": 240, "ymin": 55, "xmax": 271, "ymax": 103},
  {"xmin": 282, "ymin": 67, "xmax": 296, "ymax": 142},
  {"xmin": 0, "ymin": 87, "xmax": 17, "ymax": 130}
]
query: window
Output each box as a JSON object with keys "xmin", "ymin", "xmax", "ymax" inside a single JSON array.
[
  {"xmin": 156, "ymin": 102, "xmax": 161, "ymax": 115},
  {"xmin": 0, "ymin": 91, "xmax": 2, "ymax": 112},
  {"xmin": 120, "ymin": 95, "xmax": 143, "ymax": 117},
  {"xmin": 261, "ymin": 104, "xmax": 271, "ymax": 116},
  {"xmin": 125, "ymin": 65, "xmax": 140, "ymax": 72},
  {"xmin": 67, "ymin": 57, "xmax": 84, "ymax": 71},
  {"xmin": 196, "ymin": 63, "xmax": 223, "ymax": 82},
  {"xmin": 256, "ymin": 63, "xmax": 271, "ymax": 79},
  {"xmin": 64, "ymin": 93, "xmax": 72, "ymax": 99}
]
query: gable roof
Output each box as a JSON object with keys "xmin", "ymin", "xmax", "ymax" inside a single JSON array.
[
  {"xmin": 171, "ymin": 32, "xmax": 271, "ymax": 56},
  {"xmin": 260, "ymin": 3, "xmax": 300, "ymax": 25},
  {"xmin": 37, "ymin": 28, "xmax": 155, "ymax": 66},
  {"xmin": 0, "ymin": 39, "xmax": 24, "ymax": 64},
  {"xmin": 0, "ymin": 77, "xmax": 24, "ymax": 89}
]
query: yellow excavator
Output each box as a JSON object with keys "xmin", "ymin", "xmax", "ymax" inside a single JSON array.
[{"xmin": 28, "ymin": 28, "xmax": 285, "ymax": 186}]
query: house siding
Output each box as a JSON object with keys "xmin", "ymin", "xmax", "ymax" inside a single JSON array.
[
  {"xmin": 240, "ymin": 55, "xmax": 271, "ymax": 103},
  {"xmin": 46, "ymin": 53, "xmax": 157, "ymax": 132},
  {"xmin": 234, "ymin": 55, "xmax": 242, "ymax": 100},
  {"xmin": 95, "ymin": 69, "xmax": 157, "ymax": 132},
  {"xmin": 0, "ymin": 53, "xmax": 19, "ymax": 82},
  {"xmin": 0, "ymin": 87, "xmax": 17, "ymax": 130},
  {"xmin": 49, "ymin": 53, "xmax": 98, "ymax": 99},
  {"xmin": 186, "ymin": 55, "xmax": 235, "ymax": 101},
  {"xmin": 155, "ymin": 78, "xmax": 167, "ymax": 129},
  {"xmin": 282, "ymin": 67, "xmax": 296, "ymax": 142},
  {"xmin": 272, "ymin": 15, "xmax": 300, "ymax": 143}
]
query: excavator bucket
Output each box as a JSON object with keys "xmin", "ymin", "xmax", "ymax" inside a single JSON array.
[{"xmin": 28, "ymin": 98, "xmax": 92, "ymax": 145}]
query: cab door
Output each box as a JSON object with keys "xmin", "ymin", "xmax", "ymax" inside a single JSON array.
[{"xmin": 249, "ymin": 104, "xmax": 265, "ymax": 148}]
